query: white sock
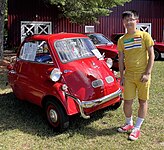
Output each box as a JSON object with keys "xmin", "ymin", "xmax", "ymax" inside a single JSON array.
[
  {"xmin": 135, "ymin": 117, "xmax": 144, "ymax": 129},
  {"xmin": 126, "ymin": 116, "xmax": 133, "ymax": 125}
]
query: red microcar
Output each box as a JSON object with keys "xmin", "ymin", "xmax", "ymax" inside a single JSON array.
[{"xmin": 7, "ymin": 33, "xmax": 122, "ymax": 131}]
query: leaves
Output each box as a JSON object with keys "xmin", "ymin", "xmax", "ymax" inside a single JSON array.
[{"xmin": 44, "ymin": 0, "xmax": 131, "ymax": 24}]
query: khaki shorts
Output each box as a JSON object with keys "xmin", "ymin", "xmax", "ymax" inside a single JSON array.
[{"xmin": 124, "ymin": 72, "xmax": 151, "ymax": 100}]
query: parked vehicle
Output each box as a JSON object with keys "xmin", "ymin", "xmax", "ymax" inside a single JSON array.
[
  {"xmin": 111, "ymin": 33, "xmax": 164, "ymax": 60},
  {"xmin": 7, "ymin": 33, "xmax": 123, "ymax": 131},
  {"xmin": 111, "ymin": 33, "xmax": 124, "ymax": 45},
  {"xmin": 86, "ymin": 33, "xmax": 119, "ymax": 71},
  {"xmin": 154, "ymin": 41, "xmax": 164, "ymax": 60}
]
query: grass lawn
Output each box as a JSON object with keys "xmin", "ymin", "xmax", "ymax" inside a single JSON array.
[{"xmin": 0, "ymin": 60, "xmax": 164, "ymax": 150}]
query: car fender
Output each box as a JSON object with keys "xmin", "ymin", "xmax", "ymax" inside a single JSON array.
[{"xmin": 42, "ymin": 82, "xmax": 79, "ymax": 116}]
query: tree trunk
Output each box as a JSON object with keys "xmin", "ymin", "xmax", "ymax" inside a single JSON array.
[{"xmin": 0, "ymin": 0, "xmax": 5, "ymax": 60}]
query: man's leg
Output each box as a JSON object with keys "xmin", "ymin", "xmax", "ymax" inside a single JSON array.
[
  {"xmin": 138, "ymin": 99, "xmax": 148, "ymax": 118},
  {"xmin": 117, "ymin": 100, "xmax": 134, "ymax": 132},
  {"xmin": 135, "ymin": 78, "xmax": 149, "ymax": 130},
  {"xmin": 135, "ymin": 99, "xmax": 148, "ymax": 129},
  {"xmin": 123, "ymin": 99, "xmax": 133, "ymax": 118},
  {"xmin": 118, "ymin": 72, "xmax": 136, "ymax": 133},
  {"xmin": 129, "ymin": 99, "xmax": 148, "ymax": 140}
]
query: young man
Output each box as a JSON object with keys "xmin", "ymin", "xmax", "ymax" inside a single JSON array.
[{"xmin": 117, "ymin": 10, "xmax": 154, "ymax": 140}]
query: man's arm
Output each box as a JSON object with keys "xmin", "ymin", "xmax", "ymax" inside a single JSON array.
[
  {"xmin": 140, "ymin": 46, "xmax": 154, "ymax": 82},
  {"xmin": 119, "ymin": 51, "xmax": 125, "ymax": 86}
]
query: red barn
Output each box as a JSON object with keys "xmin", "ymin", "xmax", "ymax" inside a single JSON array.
[{"xmin": 8, "ymin": 0, "xmax": 164, "ymax": 47}]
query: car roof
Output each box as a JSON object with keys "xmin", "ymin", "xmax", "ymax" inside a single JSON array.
[{"xmin": 25, "ymin": 33, "xmax": 88, "ymax": 41}]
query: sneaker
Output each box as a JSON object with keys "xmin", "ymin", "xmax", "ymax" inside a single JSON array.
[
  {"xmin": 129, "ymin": 128, "xmax": 141, "ymax": 141},
  {"xmin": 117, "ymin": 124, "xmax": 134, "ymax": 133}
]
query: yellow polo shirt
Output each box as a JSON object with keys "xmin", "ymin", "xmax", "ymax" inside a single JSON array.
[{"xmin": 117, "ymin": 30, "xmax": 154, "ymax": 73}]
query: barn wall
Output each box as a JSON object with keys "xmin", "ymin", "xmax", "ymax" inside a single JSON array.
[{"xmin": 8, "ymin": 0, "xmax": 164, "ymax": 47}]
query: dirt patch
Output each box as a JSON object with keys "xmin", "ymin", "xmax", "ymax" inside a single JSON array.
[
  {"xmin": 0, "ymin": 51, "xmax": 16, "ymax": 92},
  {"xmin": 0, "ymin": 60, "xmax": 10, "ymax": 71},
  {"xmin": 0, "ymin": 51, "xmax": 16, "ymax": 73}
]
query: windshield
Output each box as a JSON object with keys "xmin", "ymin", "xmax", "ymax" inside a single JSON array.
[
  {"xmin": 88, "ymin": 34, "xmax": 114, "ymax": 45},
  {"xmin": 55, "ymin": 38, "xmax": 102, "ymax": 62}
]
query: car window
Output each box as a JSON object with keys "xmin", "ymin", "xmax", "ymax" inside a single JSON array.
[
  {"xmin": 88, "ymin": 34, "xmax": 114, "ymax": 45},
  {"xmin": 19, "ymin": 42, "xmax": 37, "ymax": 61},
  {"xmin": 55, "ymin": 38, "xmax": 97, "ymax": 62},
  {"xmin": 19, "ymin": 40, "xmax": 53, "ymax": 64}
]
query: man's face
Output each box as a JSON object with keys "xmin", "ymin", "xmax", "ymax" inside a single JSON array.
[{"xmin": 122, "ymin": 15, "xmax": 138, "ymax": 31}]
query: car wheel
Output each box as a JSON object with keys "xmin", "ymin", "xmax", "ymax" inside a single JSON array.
[
  {"xmin": 109, "ymin": 101, "xmax": 122, "ymax": 110},
  {"xmin": 154, "ymin": 49, "xmax": 160, "ymax": 60},
  {"xmin": 45, "ymin": 99, "xmax": 69, "ymax": 132}
]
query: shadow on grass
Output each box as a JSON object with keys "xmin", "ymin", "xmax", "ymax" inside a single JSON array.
[
  {"xmin": 68, "ymin": 114, "xmax": 119, "ymax": 138},
  {"xmin": 0, "ymin": 71, "xmax": 9, "ymax": 90},
  {"xmin": 0, "ymin": 92, "xmax": 119, "ymax": 138}
]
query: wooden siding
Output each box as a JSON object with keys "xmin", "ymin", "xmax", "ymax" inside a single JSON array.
[
  {"xmin": 8, "ymin": 0, "xmax": 164, "ymax": 47},
  {"xmin": 109, "ymin": 0, "xmax": 164, "ymax": 42}
]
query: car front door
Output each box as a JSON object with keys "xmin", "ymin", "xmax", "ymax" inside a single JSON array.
[{"xmin": 15, "ymin": 40, "xmax": 56, "ymax": 105}]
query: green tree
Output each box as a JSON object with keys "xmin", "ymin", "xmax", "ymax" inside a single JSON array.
[{"xmin": 44, "ymin": 0, "xmax": 131, "ymax": 24}]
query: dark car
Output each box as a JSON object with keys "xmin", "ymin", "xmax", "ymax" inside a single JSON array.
[
  {"xmin": 86, "ymin": 33, "xmax": 119, "ymax": 71},
  {"xmin": 111, "ymin": 33, "xmax": 124, "ymax": 45},
  {"xmin": 154, "ymin": 41, "xmax": 164, "ymax": 60}
]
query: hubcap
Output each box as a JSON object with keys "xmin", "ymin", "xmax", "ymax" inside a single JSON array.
[
  {"xmin": 154, "ymin": 50, "xmax": 159, "ymax": 60},
  {"xmin": 49, "ymin": 109, "xmax": 58, "ymax": 123}
]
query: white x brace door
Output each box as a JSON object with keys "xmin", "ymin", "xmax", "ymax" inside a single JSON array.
[
  {"xmin": 21, "ymin": 21, "xmax": 52, "ymax": 42},
  {"xmin": 136, "ymin": 23, "xmax": 152, "ymax": 35}
]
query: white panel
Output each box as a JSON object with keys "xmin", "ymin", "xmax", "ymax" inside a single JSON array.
[
  {"xmin": 85, "ymin": 26, "xmax": 94, "ymax": 33},
  {"xmin": 136, "ymin": 23, "xmax": 151, "ymax": 35},
  {"xmin": 21, "ymin": 21, "xmax": 52, "ymax": 42}
]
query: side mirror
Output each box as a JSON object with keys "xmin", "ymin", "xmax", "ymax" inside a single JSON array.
[{"xmin": 105, "ymin": 58, "xmax": 113, "ymax": 68}]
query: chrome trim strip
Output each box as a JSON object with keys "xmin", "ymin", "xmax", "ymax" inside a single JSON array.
[
  {"xmin": 65, "ymin": 93, "xmax": 90, "ymax": 119},
  {"xmin": 65, "ymin": 88, "xmax": 122, "ymax": 119},
  {"xmin": 9, "ymin": 70, "xmax": 16, "ymax": 74}
]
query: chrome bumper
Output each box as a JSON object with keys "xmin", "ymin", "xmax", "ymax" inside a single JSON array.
[{"xmin": 66, "ymin": 88, "xmax": 122, "ymax": 119}]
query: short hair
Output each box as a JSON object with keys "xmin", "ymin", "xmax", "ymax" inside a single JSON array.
[{"xmin": 122, "ymin": 10, "xmax": 139, "ymax": 19}]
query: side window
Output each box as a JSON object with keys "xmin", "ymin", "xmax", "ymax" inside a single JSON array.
[
  {"xmin": 19, "ymin": 42, "xmax": 37, "ymax": 61},
  {"xmin": 88, "ymin": 35, "xmax": 100, "ymax": 44},
  {"xmin": 19, "ymin": 40, "xmax": 53, "ymax": 64}
]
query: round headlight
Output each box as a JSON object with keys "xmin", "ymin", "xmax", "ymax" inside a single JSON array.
[
  {"xmin": 106, "ymin": 58, "xmax": 113, "ymax": 68},
  {"xmin": 50, "ymin": 68, "xmax": 62, "ymax": 82}
]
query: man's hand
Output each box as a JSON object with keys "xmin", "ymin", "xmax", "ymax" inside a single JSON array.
[
  {"xmin": 140, "ymin": 74, "xmax": 150, "ymax": 82},
  {"xmin": 120, "ymin": 77, "xmax": 124, "ymax": 86},
  {"xmin": 140, "ymin": 46, "xmax": 154, "ymax": 83}
]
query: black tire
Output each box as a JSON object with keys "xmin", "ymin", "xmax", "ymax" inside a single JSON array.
[
  {"xmin": 109, "ymin": 100, "xmax": 122, "ymax": 110},
  {"xmin": 154, "ymin": 49, "xmax": 160, "ymax": 60},
  {"xmin": 45, "ymin": 99, "xmax": 69, "ymax": 132}
]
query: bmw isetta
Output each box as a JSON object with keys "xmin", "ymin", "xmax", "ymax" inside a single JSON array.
[{"xmin": 7, "ymin": 33, "xmax": 122, "ymax": 131}]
